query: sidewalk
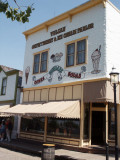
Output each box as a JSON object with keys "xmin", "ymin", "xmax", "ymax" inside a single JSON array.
[{"xmin": 0, "ymin": 139, "xmax": 117, "ymax": 160}]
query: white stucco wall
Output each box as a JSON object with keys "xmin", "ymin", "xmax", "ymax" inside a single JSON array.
[
  {"xmin": 0, "ymin": 71, "xmax": 16, "ymax": 101},
  {"xmin": 106, "ymin": 2, "xmax": 120, "ymax": 77},
  {"xmin": 23, "ymin": 3, "xmax": 106, "ymax": 89}
]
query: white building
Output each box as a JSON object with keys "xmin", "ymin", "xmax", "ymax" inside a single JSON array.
[
  {"xmin": 0, "ymin": 65, "xmax": 22, "ymax": 138},
  {"xmin": 5, "ymin": 0, "xmax": 120, "ymax": 148}
]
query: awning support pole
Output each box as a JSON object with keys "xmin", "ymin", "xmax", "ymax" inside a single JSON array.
[
  {"xmin": 44, "ymin": 117, "xmax": 47, "ymax": 142},
  {"xmin": 17, "ymin": 116, "xmax": 21, "ymax": 138},
  {"xmin": 117, "ymin": 104, "xmax": 120, "ymax": 148},
  {"xmin": 106, "ymin": 102, "xmax": 108, "ymax": 143},
  {"xmin": 80, "ymin": 84, "xmax": 84, "ymax": 147},
  {"xmin": 89, "ymin": 102, "xmax": 92, "ymax": 146}
]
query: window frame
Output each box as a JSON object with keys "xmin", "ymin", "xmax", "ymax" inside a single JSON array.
[
  {"xmin": 1, "ymin": 77, "xmax": 7, "ymax": 95},
  {"xmin": 40, "ymin": 51, "xmax": 48, "ymax": 73},
  {"xmin": 33, "ymin": 49, "xmax": 49, "ymax": 74},
  {"xmin": 66, "ymin": 43, "xmax": 75, "ymax": 67},
  {"xmin": 33, "ymin": 54, "xmax": 40, "ymax": 74},
  {"xmin": 65, "ymin": 37, "xmax": 88, "ymax": 68}
]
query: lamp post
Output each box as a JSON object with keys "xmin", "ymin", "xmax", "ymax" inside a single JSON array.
[{"xmin": 109, "ymin": 67, "xmax": 119, "ymax": 160}]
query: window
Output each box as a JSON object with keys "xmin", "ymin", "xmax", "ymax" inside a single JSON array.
[
  {"xmin": 47, "ymin": 118, "xmax": 80, "ymax": 139},
  {"xmin": 108, "ymin": 103, "xmax": 115, "ymax": 140},
  {"xmin": 1, "ymin": 78, "xmax": 7, "ymax": 95},
  {"xmin": 77, "ymin": 39, "xmax": 86, "ymax": 64},
  {"xmin": 33, "ymin": 50, "xmax": 48, "ymax": 74},
  {"xmin": 40, "ymin": 52, "xmax": 48, "ymax": 72},
  {"xmin": 21, "ymin": 117, "xmax": 45, "ymax": 135},
  {"xmin": 66, "ymin": 43, "xmax": 75, "ymax": 67},
  {"xmin": 66, "ymin": 38, "xmax": 87, "ymax": 67},
  {"xmin": 33, "ymin": 54, "xmax": 40, "ymax": 74}
]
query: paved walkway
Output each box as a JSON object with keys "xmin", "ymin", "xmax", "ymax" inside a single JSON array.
[
  {"xmin": 0, "ymin": 147, "xmax": 115, "ymax": 160},
  {"xmin": 0, "ymin": 147, "xmax": 40, "ymax": 160},
  {"xmin": 0, "ymin": 139, "xmax": 118, "ymax": 160},
  {"xmin": 55, "ymin": 149, "xmax": 115, "ymax": 160}
]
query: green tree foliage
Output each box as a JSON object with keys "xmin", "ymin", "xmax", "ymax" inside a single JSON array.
[{"xmin": 0, "ymin": 0, "xmax": 34, "ymax": 23}]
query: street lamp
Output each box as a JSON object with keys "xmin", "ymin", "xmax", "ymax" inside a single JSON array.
[{"xmin": 110, "ymin": 67, "xmax": 119, "ymax": 160}]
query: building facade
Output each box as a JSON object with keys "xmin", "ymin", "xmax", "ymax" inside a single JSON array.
[
  {"xmin": 0, "ymin": 65, "xmax": 22, "ymax": 138},
  {"xmin": 17, "ymin": 0, "xmax": 120, "ymax": 147}
]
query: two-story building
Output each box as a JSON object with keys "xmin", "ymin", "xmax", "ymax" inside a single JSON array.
[
  {"xmin": 3, "ymin": 0, "xmax": 120, "ymax": 148},
  {"xmin": 0, "ymin": 65, "xmax": 22, "ymax": 138}
]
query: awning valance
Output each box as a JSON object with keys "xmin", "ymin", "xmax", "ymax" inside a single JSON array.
[
  {"xmin": 2, "ymin": 101, "xmax": 80, "ymax": 119},
  {"xmin": 83, "ymin": 80, "xmax": 119, "ymax": 103}
]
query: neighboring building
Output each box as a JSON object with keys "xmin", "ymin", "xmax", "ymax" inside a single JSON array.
[
  {"xmin": 5, "ymin": 0, "xmax": 120, "ymax": 148},
  {"xmin": 0, "ymin": 65, "xmax": 23, "ymax": 137}
]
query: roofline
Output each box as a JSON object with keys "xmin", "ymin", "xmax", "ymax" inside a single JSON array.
[{"xmin": 23, "ymin": 0, "xmax": 107, "ymax": 37}]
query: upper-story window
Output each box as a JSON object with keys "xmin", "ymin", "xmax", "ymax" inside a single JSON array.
[
  {"xmin": 66, "ymin": 38, "xmax": 87, "ymax": 67},
  {"xmin": 33, "ymin": 50, "xmax": 48, "ymax": 74},
  {"xmin": 1, "ymin": 78, "xmax": 7, "ymax": 95}
]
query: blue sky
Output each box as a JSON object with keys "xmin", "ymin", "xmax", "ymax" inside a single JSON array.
[{"xmin": 0, "ymin": 0, "xmax": 120, "ymax": 71}]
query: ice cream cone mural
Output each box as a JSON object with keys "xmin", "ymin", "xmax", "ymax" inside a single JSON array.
[
  {"xmin": 91, "ymin": 45, "xmax": 101, "ymax": 74},
  {"xmin": 25, "ymin": 66, "xmax": 30, "ymax": 84}
]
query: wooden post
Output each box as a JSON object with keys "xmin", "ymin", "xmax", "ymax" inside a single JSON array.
[
  {"xmin": 80, "ymin": 84, "xmax": 84, "ymax": 147},
  {"xmin": 17, "ymin": 116, "xmax": 21, "ymax": 138},
  {"xmin": 106, "ymin": 103, "xmax": 108, "ymax": 143},
  {"xmin": 117, "ymin": 104, "xmax": 120, "ymax": 148},
  {"xmin": 44, "ymin": 117, "xmax": 47, "ymax": 142},
  {"xmin": 89, "ymin": 102, "xmax": 92, "ymax": 146}
]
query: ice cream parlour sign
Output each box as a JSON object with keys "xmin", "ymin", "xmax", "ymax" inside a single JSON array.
[
  {"xmin": 32, "ymin": 23, "xmax": 94, "ymax": 49},
  {"xmin": 32, "ymin": 65, "xmax": 86, "ymax": 85}
]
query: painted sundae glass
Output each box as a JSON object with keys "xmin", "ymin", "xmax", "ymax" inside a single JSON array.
[
  {"xmin": 25, "ymin": 66, "xmax": 30, "ymax": 84},
  {"xmin": 91, "ymin": 45, "xmax": 101, "ymax": 74}
]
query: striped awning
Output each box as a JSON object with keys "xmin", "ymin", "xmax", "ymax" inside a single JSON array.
[{"xmin": 2, "ymin": 101, "xmax": 80, "ymax": 119}]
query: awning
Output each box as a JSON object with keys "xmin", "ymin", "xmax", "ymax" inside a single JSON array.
[
  {"xmin": 2, "ymin": 103, "xmax": 42, "ymax": 116},
  {"xmin": 2, "ymin": 101, "xmax": 80, "ymax": 119},
  {"xmin": 0, "ymin": 105, "xmax": 10, "ymax": 111},
  {"xmin": 0, "ymin": 105, "xmax": 10, "ymax": 117},
  {"xmin": 26, "ymin": 101, "xmax": 80, "ymax": 119},
  {"xmin": 83, "ymin": 80, "xmax": 119, "ymax": 103}
]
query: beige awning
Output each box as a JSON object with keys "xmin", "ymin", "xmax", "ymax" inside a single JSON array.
[
  {"xmin": 84, "ymin": 80, "xmax": 119, "ymax": 103},
  {"xmin": 2, "ymin": 103, "xmax": 42, "ymax": 116},
  {"xmin": 0, "ymin": 105, "xmax": 10, "ymax": 117},
  {"xmin": 26, "ymin": 101, "xmax": 80, "ymax": 119},
  {"xmin": 0, "ymin": 105, "xmax": 10, "ymax": 111},
  {"xmin": 2, "ymin": 101, "xmax": 80, "ymax": 119}
]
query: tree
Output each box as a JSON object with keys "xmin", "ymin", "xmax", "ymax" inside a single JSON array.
[{"xmin": 0, "ymin": 0, "xmax": 34, "ymax": 23}]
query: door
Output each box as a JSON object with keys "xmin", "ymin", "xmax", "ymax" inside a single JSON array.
[{"xmin": 91, "ymin": 111, "xmax": 106, "ymax": 145}]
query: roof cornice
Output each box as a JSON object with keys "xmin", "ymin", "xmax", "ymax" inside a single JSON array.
[{"xmin": 23, "ymin": 0, "xmax": 107, "ymax": 38}]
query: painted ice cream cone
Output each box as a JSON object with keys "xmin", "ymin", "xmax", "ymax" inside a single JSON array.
[{"xmin": 25, "ymin": 66, "xmax": 30, "ymax": 84}]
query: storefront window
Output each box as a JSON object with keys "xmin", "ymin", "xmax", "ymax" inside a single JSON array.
[
  {"xmin": 108, "ymin": 103, "xmax": 115, "ymax": 140},
  {"xmin": 47, "ymin": 118, "xmax": 80, "ymax": 139},
  {"xmin": 84, "ymin": 103, "xmax": 90, "ymax": 139},
  {"xmin": 21, "ymin": 117, "xmax": 44, "ymax": 135}
]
